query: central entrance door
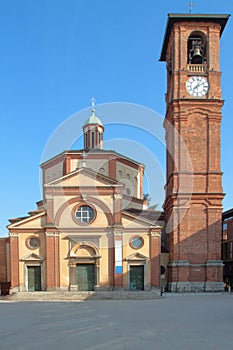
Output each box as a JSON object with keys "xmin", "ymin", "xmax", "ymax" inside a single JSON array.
[
  {"xmin": 27, "ymin": 266, "xmax": 41, "ymax": 291},
  {"xmin": 76, "ymin": 264, "xmax": 95, "ymax": 291},
  {"xmin": 130, "ymin": 265, "xmax": 144, "ymax": 290}
]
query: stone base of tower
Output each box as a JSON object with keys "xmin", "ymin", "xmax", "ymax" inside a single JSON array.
[
  {"xmin": 167, "ymin": 260, "xmax": 224, "ymax": 293},
  {"xmin": 168, "ymin": 281, "xmax": 224, "ymax": 293}
]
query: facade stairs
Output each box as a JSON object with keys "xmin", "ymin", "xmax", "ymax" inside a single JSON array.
[{"xmin": 2, "ymin": 288, "xmax": 162, "ymax": 301}]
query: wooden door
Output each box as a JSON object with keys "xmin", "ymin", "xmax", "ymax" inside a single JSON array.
[
  {"xmin": 76, "ymin": 264, "xmax": 95, "ymax": 291},
  {"xmin": 28, "ymin": 266, "xmax": 41, "ymax": 291},
  {"xmin": 130, "ymin": 265, "xmax": 144, "ymax": 290}
]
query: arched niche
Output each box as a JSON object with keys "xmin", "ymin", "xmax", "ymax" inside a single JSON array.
[
  {"xmin": 188, "ymin": 31, "xmax": 207, "ymax": 64},
  {"xmin": 70, "ymin": 241, "xmax": 100, "ymax": 258}
]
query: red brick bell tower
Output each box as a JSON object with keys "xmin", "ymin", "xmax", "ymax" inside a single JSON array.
[{"xmin": 160, "ymin": 14, "xmax": 229, "ymax": 292}]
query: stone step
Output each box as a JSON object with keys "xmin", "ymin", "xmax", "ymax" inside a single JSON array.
[{"xmin": 3, "ymin": 289, "xmax": 161, "ymax": 301}]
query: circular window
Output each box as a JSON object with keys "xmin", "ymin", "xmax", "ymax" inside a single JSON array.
[
  {"xmin": 26, "ymin": 237, "xmax": 40, "ymax": 250},
  {"xmin": 75, "ymin": 205, "xmax": 95, "ymax": 224},
  {"xmin": 129, "ymin": 236, "xmax": 144, "ymax": 249}
]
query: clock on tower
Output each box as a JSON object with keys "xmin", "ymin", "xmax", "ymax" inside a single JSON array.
[{"xmin": 160, "ymin": 14, "xmax": 230, "ymax": 292}]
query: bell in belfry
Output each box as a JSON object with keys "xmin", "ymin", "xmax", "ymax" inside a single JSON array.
[{"xmin": 189, "ymin": 40, "xmax": 204, "ymax": 64}]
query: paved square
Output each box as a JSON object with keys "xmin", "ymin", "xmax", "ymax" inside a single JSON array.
[{"xmin": 0, "ymin": 295, "xmax": 233, "ymax": 350}]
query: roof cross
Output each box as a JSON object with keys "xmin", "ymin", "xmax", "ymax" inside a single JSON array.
[
  {"xmin": 189, "ymin": 1, "xmax": 194, "ymax": 14},
  {"xmin": 91, "ymin": 97, "xmax": 96, "ymax": 113}
]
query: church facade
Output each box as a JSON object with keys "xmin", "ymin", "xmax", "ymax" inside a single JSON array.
[
  {"xmin": 0, "ymin": 13, "xmax": 229, "ymax": 294},
  {"xmin": 5, "ymin": 105, "xmax": 165, "ymax": 293}
]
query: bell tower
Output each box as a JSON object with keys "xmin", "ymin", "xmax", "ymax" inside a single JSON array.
[{"xmin": 160, "ymin": 14, "xmax": 229, "ymax": 292}]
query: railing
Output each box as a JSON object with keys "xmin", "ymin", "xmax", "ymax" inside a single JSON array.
[{"xmin": 187, "ymin": 64, "xmax": 207, "ymax": 73}]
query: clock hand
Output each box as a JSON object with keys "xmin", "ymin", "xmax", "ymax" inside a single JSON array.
[{"xmin": 195, "ymin": 81, "xmax": 203, "ymax": 91}]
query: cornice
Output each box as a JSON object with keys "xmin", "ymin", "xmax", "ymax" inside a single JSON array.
[{"xmin": 45, "ymin": 232, "xmax": 60, "ymax": 237}]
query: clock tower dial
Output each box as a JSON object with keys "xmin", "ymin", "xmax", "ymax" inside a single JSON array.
[
  {"xmin": 186, "ymin": 76, "xmax": 209, "ymax": 97},
  {"xmin": 160, "ymin": 14, "xmax": 229, "ymax": 293}
]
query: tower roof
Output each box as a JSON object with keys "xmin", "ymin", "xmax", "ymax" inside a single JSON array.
[
  {"xmin": 84, "ymin": 114, "xmax": 103, "ymax": 126},
  {"xmin": 83, "ymin": 97, "xmax": 103, "ymax": 127},
  {"xmin": 160, "ymin": 13, "xmax": 230, "ymax": 62}
]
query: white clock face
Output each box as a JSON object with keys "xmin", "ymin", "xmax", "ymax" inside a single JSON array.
[{"xmin": 186, "ymin": 76, "xmax": 209, "ymax": 97}]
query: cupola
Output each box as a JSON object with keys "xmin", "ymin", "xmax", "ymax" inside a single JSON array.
[{"xmin": 83, "ymin": 98, "xmax": 104, "ymax": 151}]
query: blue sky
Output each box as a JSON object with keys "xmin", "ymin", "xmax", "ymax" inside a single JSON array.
[{"xmin": 0, "ymin": 0, "xmax": 233, "ymax": 236}]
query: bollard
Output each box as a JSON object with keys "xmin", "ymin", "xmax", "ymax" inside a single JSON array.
[{"xmin": 228, "ymin": 286, "xmax": 231, "ymax": 293}]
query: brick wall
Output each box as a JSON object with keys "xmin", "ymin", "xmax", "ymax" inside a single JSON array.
[{"xmin": 0, "ymin": 238, "xmax": 8, "ymax": 282}]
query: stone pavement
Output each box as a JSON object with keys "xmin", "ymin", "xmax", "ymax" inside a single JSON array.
[{"xmin": 0, "ymin": 294, "xmax": 233, "ymax": 350}]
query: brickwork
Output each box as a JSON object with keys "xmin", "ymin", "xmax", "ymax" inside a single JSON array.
[
  {"xmin": 9, "ymin": 235, "xmax": 19, "ymax": 288},
  {"xmin": 0, "ymin": 238, "xmax": 8, "ymax": 282},
  {"xmin": 227, "ymin": 221, "xmax": 233, "ymax": 240},
  {"xmin": 161, "ymin": 15, "xmax": 228, "ymax": 292},
  {"xmin": 45, "ymin": 233, "xmax": 60, "ymax": 290},
  {"xmin": 222, "ymin": 209, "xmax": 233, "ymax": 287},
  {"xmin": 150, "ymin": 233, "xmax": 161, "ymax": 286}
]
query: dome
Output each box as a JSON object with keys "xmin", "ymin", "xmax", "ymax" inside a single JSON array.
[
  {"xmin": 83, "ymin": 98, "xmax": 103, "ymax": 127},
  {"xmin": 84, "ymin": 113, "xmax": 103, "ymax": 126}
]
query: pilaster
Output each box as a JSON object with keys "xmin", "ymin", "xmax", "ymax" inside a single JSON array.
[
  {"xmin": 113, "ymin": 230, "xmax": 123, "ymax": 288},
  {"xmin": 113, "ymin": 193, "xmax": 122, "ymax": 225},
  {"xmin": 150, "ymin": 230, "xmax": 161, "ymax": 286},
  {"xmin": 45, "ymin": 231, "xmax": 60, "ymax": 291},
  {"xmin": 9, "ymin": 232, "xmax": 19, "ymax": 290}
]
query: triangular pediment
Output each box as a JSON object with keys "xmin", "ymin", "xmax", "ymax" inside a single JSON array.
[
  {"xmin": 45, "ymin": 167, "xmax": 122, "ymax": 188},
  {"xmin": 21, "ymin": 253, "xmax": 44, "ymax": 261},
  {"xmin": 125, "ymin": 253, "xmax": 148, "ymax": 261},
  {"xmin": 8, "ymin": 212, "xmax": 46, "ymax": 229}
]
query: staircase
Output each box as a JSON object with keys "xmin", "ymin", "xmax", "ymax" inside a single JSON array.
[{"xmin": 3, "ymin": 289, "xmax": 161, "ymax": 301}]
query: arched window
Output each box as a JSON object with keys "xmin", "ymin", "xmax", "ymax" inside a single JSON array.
[{"xmin": 188, "ymin": 32, "xmax": 207, "ymax": 64}]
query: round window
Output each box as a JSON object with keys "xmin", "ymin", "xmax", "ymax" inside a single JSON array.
[
  {"xmin": 75, "ymin": 205, "xmax": 95, "ymax": 224},
  {"xmin": 27, "ymin": 237, "xmax": 40, "ymax": 249},
  {"xmin": 130, "ymin": 236, "xmax": 144, "ymax": 249}
]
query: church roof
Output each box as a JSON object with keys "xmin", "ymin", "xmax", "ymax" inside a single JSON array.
[
  {"xmin": 124, "ymin": 208, "xmax": 164, "ymax": 223},
  {"xmin": 41, "ymin": 149, "xmax": 144, "ymax": 168}
]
